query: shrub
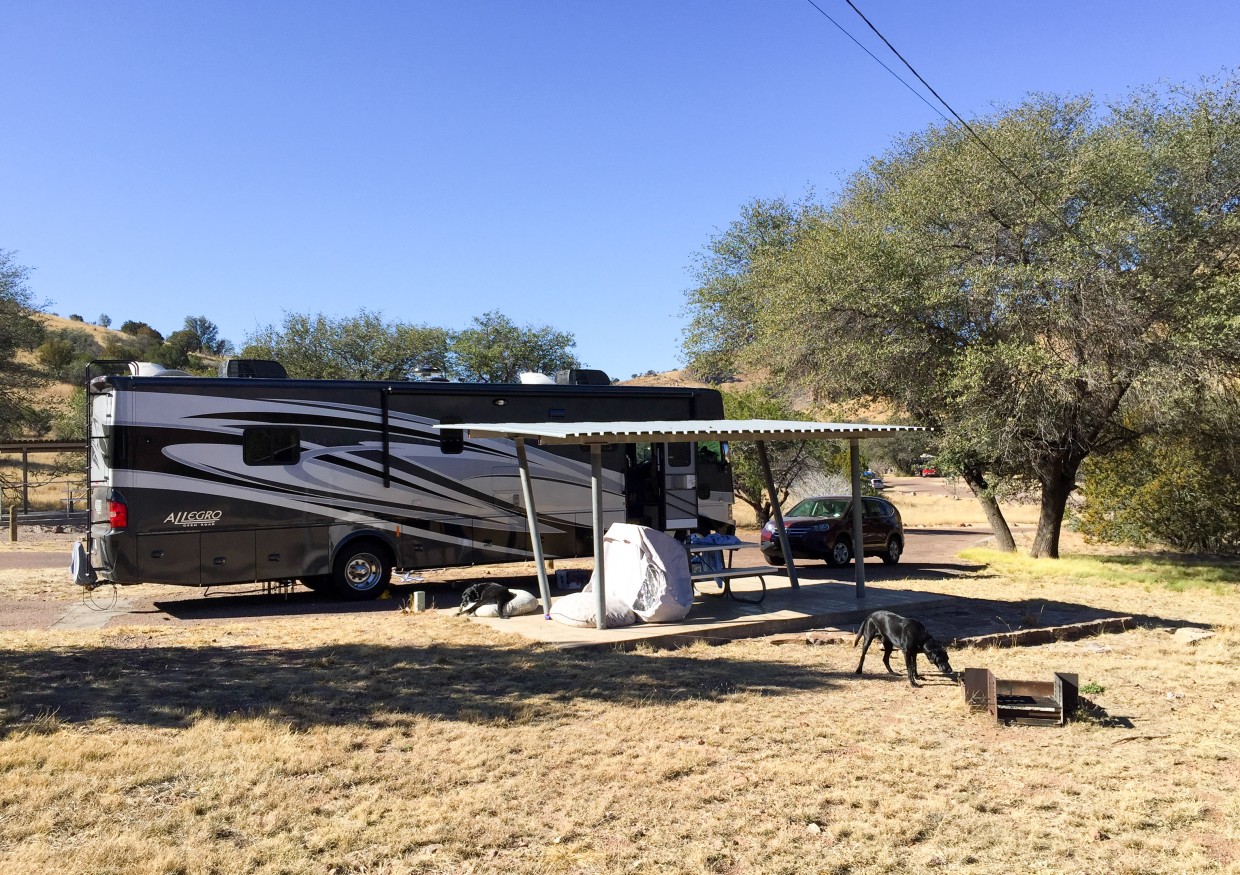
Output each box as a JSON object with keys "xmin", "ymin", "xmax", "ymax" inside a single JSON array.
[{"xmin": 1077, "ymin": 429, "xmax": 1240, "ymax": 555}]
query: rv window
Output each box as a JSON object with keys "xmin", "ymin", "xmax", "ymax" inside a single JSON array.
[
  {"xmin": 667, "ymin": 442, "xmax": 692, "ymax": 467},
  {"xmin": 243, "ymin": 428, "xmax": 301, "ymax": 466}
]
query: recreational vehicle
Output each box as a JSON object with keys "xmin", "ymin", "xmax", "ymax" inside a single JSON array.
[{"xmin": 74, "ymin": 361, "xmax": 735, "ymax": 599}]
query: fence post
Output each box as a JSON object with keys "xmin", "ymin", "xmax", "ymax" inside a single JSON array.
[{"xmin": 9, "ymin": 508, "xmax": 16, "ymax": 543}]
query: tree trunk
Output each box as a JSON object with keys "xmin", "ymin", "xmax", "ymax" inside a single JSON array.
[
  {"xmin": 737, "ymin": 493, "xmax": 772, "ymax": 527},
  {"xmin": 1030, "ymin": 464, "xmax": 1078, "ymax": 558},
  {"xmin": 959, "ymin": 465, "xmax": 1017, "ymax": 552}
]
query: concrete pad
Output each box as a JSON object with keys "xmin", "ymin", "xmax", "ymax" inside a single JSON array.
[
  {"xmin": 456, "ymin": 573, "xmax": 952, "ymax": 651},
  {"xmin": 50, "ymin": 598, "xmax": 134, "ymax": 631}
]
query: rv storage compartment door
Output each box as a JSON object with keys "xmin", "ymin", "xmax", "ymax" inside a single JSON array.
[
  {"xmin": 137, "ymin": 532, "xmax": 202, "ymax": 585},
  {"xmin": 202, "ymin": 530, "xmax": 257, "ymax": 586},
  {"xmin": 257, "ymin": 527, "xmax": 326, "ymax": 580}
]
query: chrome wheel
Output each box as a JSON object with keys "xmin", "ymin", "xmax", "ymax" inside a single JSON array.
[{"xmin": 331, "ymin": 542, "xmax": 391, "ymax": 600}]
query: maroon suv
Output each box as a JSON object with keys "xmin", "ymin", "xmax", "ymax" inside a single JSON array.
[{"xmin": 760, "ymin": 495, "xmax": 904, "ymax": 566}]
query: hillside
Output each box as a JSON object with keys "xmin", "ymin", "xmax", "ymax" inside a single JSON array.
[
  {"xmin": 22, "ymin": 317, "xmax": 867, "ymax": 422},
  {"xmin": 618, "ymin": 368, "xmax": 713, "ymax": 389},
  {"xmin": 13, "ymin": 314, "xmax": 123, "ymax": 405},
  {"xmin": 36, "ymin": 313, "xmax": 125, "ymax": 346},
  {"xmin": 620, "ymin": 369, "xmax": 894, "ymax": 422}
]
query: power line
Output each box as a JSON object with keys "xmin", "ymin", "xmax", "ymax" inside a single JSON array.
[
  {"xmin": 802, "ymin": 0, "xmax": 948, "ymax": 124},
  {"xmin": 808, "ymin": 0, "xmax": 1100, "ymax": 255},
  {"xmin": 841, "ymin": 2, "xmax": 1051, "ymax": 208}
]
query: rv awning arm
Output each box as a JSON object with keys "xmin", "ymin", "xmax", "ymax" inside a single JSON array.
[{"xmin": 432, "ymin": 419, "xmax": 927, "ymax": 621}]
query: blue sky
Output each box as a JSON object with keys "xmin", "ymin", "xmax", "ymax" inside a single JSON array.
[{"xmin": 3, "ymin": 2, "xmax": 1237, "ymax": 381}]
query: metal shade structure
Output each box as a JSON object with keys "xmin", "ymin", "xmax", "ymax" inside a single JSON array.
[{"xmin": 435, "ymin": 419, "xmax": 926, "ymax": 628}]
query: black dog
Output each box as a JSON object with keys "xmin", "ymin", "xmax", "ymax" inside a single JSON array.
[
  {"xmin": 854, "ymin": 610, "xmax": 954, "ymax": 687},
  {"xmin": 458, "ymin": 582, "xmax": 515, "ymax": 618}
]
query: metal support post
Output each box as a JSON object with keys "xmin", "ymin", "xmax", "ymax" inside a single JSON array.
[
  {"xmin": 757, "ymin": 440, "xmax": 798, "ymax": 590},
  {"xmin": 850, "ymin": 438, "xmax": 865, "ymax": 599},
  {"xmin": 514, "ymin": 438, "xmax": 554, "ymax": 617},
  {"xmin": 590, "ymin": 444, "xmax": 607, "ymax": 629}
]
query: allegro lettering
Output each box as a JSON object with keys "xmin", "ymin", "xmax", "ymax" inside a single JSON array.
[{"xmin": 163, "ymin": 510, "xmax": 224, "ymax": 526}]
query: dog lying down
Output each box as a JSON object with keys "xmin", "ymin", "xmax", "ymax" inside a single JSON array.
[
  {"xmin": 457, "ymin": 582, "xmax": 540, "ymax": 618},
  {"xmin": 854, "ymin": 610, "xmax": 955, "ymax": 687}
]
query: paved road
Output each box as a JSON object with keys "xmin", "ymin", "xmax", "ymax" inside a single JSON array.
[{"xmin": 0, "ymin": 551, "xmax": 66, "ymax": 570}]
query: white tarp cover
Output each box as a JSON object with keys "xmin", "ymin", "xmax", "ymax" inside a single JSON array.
[
  {"xmin": 585, "ymin": 523, "xmax": 693, "ymax": 623},
  {"xmin": 550, "ymin": 591, "xmax": 638, "ymax": 628}
]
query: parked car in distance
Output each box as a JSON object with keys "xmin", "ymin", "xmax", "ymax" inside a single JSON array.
[
  {"xmin": 760, "ymin": 495, "xmax": 904, "ymax": 567},
  {"xmin": 869, "ymin": 477, "xmax": 885, "ymax": 490},
  {"xmin": 920, "ymin": 466, "xmax": 938, "ymax": 477}
]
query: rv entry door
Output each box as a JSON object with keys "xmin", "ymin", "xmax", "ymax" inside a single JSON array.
[
  {"xmin": 625, "ymin": 442, "xmax": 699, "ymax": 532},
  {"xmin": 661, "ymin": 442, "xmax": 698, "ymax": 531}
]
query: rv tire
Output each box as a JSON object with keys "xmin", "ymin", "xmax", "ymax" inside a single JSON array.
[{"xmin": 330, "ymin": 541, "xmax": 393, "ymax": 600}]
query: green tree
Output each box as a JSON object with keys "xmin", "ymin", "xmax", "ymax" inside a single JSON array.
[
  {"xmin": 152, "ymin": 329, "xmax": 200, "ymax": 370},
  {"xmin": 118, "ymin": 321, "xmax": 164, "ymax": 343},
  {"xmin": 37, "ymin": 328, "xmax": 101, "ymax": 382},
  {"xmin": 687, "ymin": 76, "xmax": 1240, "ymax": 558},
  {"xmin": 721, "ymin": 387, "xmax": 844, "ymax": 526},
  {"xmin": 1076, "ymin": 389, "xmax": 1240, "ymax": 554},
  {"xmin": 52, "ymin": 386, "xmax": 88, "ymax": 441},
  {"xmin": 0, "ymin": 250, "xmax": 50, "ymax": 439},
  {"xmin": 451, "ymin": 310, "xmax": 580, "ymax": 383},
  {"xmin": 102, "ymin": 330, "xmax": 162, "ymax": 361},
  {"xmin": 37, "ymin": 337, "xmax": 79, "ymax": 379},
  {"xmin": 181, "ymin": 315, "xmax": 230, "ymax": 355},
  {"xmin": 682, "ymin": 196, "xmax": 819, "ymax": 384},
  {"xmin": 241, "ymin": 310, "xmax": 453, "ymax": 380}
]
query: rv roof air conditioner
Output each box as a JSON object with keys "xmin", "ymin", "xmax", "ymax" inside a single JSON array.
[
  {"xmin": 130, "ymin": 362, "xmax": 191, "ymax": 377},
  {"xmin": 554, "ymin": 368, "xmax": 611, "ymax": 386},
  {"xmin": 518, "ymin": 372, "xmax": 556, "ymax": 385},
  {"xmin": 220, "ymin": 359, "xmax": 288, "ymax": 379},
  {"xmin": 413, "ymin": 366, "xmax": 449, "ymax": 382}
]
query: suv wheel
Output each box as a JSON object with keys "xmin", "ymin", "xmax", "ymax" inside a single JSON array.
[
  {"xmin": 881, "ymin": 536, "xmax": 902, "ymax": 565},
  {"xmin": 827, "ymin": 538, "xmax": 852, "ymax": 567}
]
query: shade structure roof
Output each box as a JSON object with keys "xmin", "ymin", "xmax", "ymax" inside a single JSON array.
[
  {"xmin": 432, "ymin": 417, "xmax": 927, "ymax": 628},
  {"xmin": 444, "ymin": 419, "xmax": 926, "ymax": 445}
]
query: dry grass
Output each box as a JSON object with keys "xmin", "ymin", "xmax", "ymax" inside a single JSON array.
[
  {"xmin": 5, "ymin": 367, "xmax": 1233, "ymax": 871},
  {"xmin": 37, "ymin": 313, "xmax": 123, "ymax": 343},
  {"xmin": 733, "ymin": 485, "xmax": 1041, "ymax": 531},
  {"xmin": 890, "ymin": 490, "xmax": 1041, "ymax": 529},
  {"xmin": 2, "ymin": 539, "xmax": 1239, "ymax": 873}
]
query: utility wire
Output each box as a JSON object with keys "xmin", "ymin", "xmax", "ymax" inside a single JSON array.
[
  {"xmin": 842, "ymin": 2, "xmax": 1051, "ymax": 209},
  {"xmin": 802, "ymin": 0, "xmax": 949, "ymax": 125},
  {"xmin": 812, "ymin": 0, "xmax": 1103, "ymax": 257}
]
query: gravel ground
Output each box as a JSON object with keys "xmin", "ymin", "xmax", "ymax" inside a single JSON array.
[{"xmin": 0, "ymin": 524, "xmax": 994, "ymax": 632}]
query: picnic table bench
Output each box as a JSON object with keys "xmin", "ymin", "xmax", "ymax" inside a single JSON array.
[{"xmin": 687, "ymin": 540, "xmax": 775, "ymax": 605}]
